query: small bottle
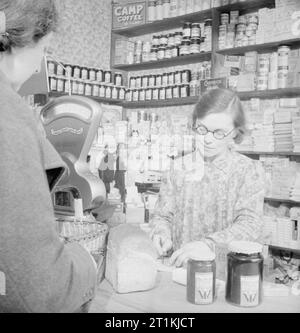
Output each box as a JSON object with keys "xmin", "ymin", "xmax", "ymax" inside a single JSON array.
[
  {"xmin": 187, "ymin": 252, "xmax": 216, "ymax": 305},
  {"xmin": 148, "ymin": 0, "xmax": 156, "ymax": 22}
]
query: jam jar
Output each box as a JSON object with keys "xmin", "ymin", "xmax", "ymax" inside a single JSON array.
[{"xmin": 226, "ymin": 241, "xmax": 264, "ymax": 308}]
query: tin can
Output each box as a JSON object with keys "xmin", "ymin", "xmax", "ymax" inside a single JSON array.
[
  {"xmin": 168, "ymin": 72, "xmax": 175, "ymax": 85},
  {"xmin": 104, "ymin": 71, "xmax": 112, "ymax": 84},
  {"xmin": 152, "ymin": 35, "xmax": 160, "ymax": 47},
  {"xmin": 96, "ymin": 69, "xmax": 104, "ymax": 82},
  {"xmin": 125, "ymin": 89, "xmax": 133, "ymax": 102},
  {"xmin": 174, "ymin": 32, "xmax": 183, "ymax": 46},
  {"xmin": 175, "ymin": 71, "xmax": 182, "ymax": 84},
  {"xmin": 72, "ymin": 80, "xmax": 79, "ymax": 94},
  {"xmin": 187, "ymin": 253, "xmax": 216, "ymax": 305},
  {"xmin": 257, "ymin": 75, "xmax": 268, "ymax": 91},
  {"xmin": 85, "ymin": 83, "xmax": 92, "ymax": 96},
  {"xmin": 153, "ymin": 87, "xmax": 159, "ymax": 100},
  {"xmin": 133, "ymin": 89, "xmax": 139, "ymax": 102},
  {"xmin": 78, "ymin": 81, "xmax": 85, "ymax": 95},
  {"xmin": 165, "ymin": 46, "xmax": 172, "ymax": 59},
  {"xmin": 136, "ymin": 76, "xmax": 142, "ymax": 89},
  {"xmin": 48, "ymin": 61, "xmax": 56, "ymax": 76},
  {"xmin": 150, "ymin": 47, "xmax": 158, "ymax": 61},
  {"xmin": 81, "ymin": 67, "xmax": 89, "ymax": 80},
  {"xmin": 130, "ymin": 77, "xmax": 136, "ymax": 89},
  {"xmin": 172, "ymin": 85, "xmax": 180, "ymax": 98},
  {"xmin": 278, "ymin": 68, "xmax": 289, "ymax": 89},
  {"xmin": 166, "ymin": 86, "xmax": 173, "ymax": 99},
  {"xmin": 112, "ymin": 86, "xmax": 119, "ymax": 99},
  {"xmin": 168, "ymin": 33, "xmax": 176, "ymax": 47},
  {"xmin": 89, "ymin": 68, "xmax": 96, "ymax": 81},
  {"xmin": 145, "ymin": 88, "xmax": 153, "ymax": 100},
  {"xmin": 65, "ymin": 64, "xmax": 73, "ymax": 78},
  {"xmin": 278, "ymin": 46, "xmax": 290, "ymax": 67},
  {"xmin": 73, "ymin": 66, "xmax": 81, "ymax": 79},
  {"xmin": 139, "ymin": 89, "xmax": 146, "ymax": 101},
  {"xmin": 160, "ymin": 34, "xmax": 168, "ymax": 46},
  {"xmin": 99, "ymin": 85, "xmax": 106, "ymax": 98},
  {"xmin": 158, "ymin": 46, "xmax": 166, "ymax": 60},
  {"xmin": 183, "ymin": 22, "xmax": 192, "ymax": 38},
  {"xmin": 105, "ymin": 85, "xmax": 112, "ymax": 99},
  {"xmin": 171, "ymin": 46, "xmax": 179, "ymax": 57},
  {"xmin": 149, "ymin": 75, "xmax": 156, "ymax": 87},
  {"xmin": 156, "ymin": 74, "xmax": 162, "ymax": 87},
  {"xmin": 50, "ymin": 77, "xmax": 57, "ymax": 91},
  {"xmin": 114, "ymin": 73, "xmax": 123, "ymax": 86},
  {"xmin": 142, "ymin": 75, "xmax": 149, "ymax": 88},
  {"xmin": 180, "ymin": 84, "xmax": 190, "ymax": 97},
  {"xmin": 190, "ymin": 38, "xmax": 201, "ymax": 54},
  {"xmin": 221, "ymin": 13, "xmax": 230, "ymax": 25},
  {"xmin": 180, "ymin": 40, "xmax": 190, "ymax": 56},
  {"xmin": 181, "ymin": 70, "xmax": 191, "ymax": 83},
  {"xmin": 162, "ymin": 73, "xmax": 169, "ymax": 86},
  {"xmin": 226, "ymin": 241, "xmax": 263, "ymax": 308},
  {"xmin": 191, "ymin": 23, "xmax": 201, "ymax": 38},
  {"xmin": 64, "ymin": 80, "xmax": 71, "ymax": 94},
  {"xmin": 92, "ymin": 84, "xmax": 99, "ymax": 97},
  {"xmin": 159, "ymin": 87, "xmax": 166, "ymax": 100},
  {"xmin": 57, "ymin": 78, "xmax": 64, "ymax": 92}
]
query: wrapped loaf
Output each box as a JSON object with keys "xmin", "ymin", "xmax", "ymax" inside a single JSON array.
[{"xmin": 105, "ymin": 224, "xmax": 158, "ymax": 294}]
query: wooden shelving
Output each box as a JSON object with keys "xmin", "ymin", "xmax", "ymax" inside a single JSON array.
[
  {"xmin": 113, "ymin": 52, "xmax": 212, "ymax": 71},
  {"xmin": 265, "ymin": 197, "xmax": 300, "ymax": 205},
  {"xmin": 48, "ymin": 91, "xmax": 123, "ymax": 105},
  {"xmin": 112, "ymin": 0, "xmax": 275, "ymax": 38},
  {"xmin": 268, "ymin": 244, "xmax": 300, "ymax": 254},
  {"xmin": 217, "ymin": 38, "xmax": 300, "ymax": 56},
  {"xmin": 237, "ymin": 88, "xmax": 300, "ymax": 100},
  {"xmin": 121, "ymin": 96, "xmax": 199, "ymax": 109},
  {"xmin": 239, "ymin": 151, "xmax": 300, "ymax": 157}
]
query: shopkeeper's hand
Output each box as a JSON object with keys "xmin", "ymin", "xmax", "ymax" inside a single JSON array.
[
  {"xmin": 152, "ymin": 234, "xmax": 173, "ymax": 258},
  {"xmin": 170, "ymin": 241, "xmax": 214, "ymax": 268}
]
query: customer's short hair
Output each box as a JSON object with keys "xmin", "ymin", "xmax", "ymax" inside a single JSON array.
[
  {"xmin": 0, "ymin": 0, "xmax": 58, "ymax": 52},
  {"xmin": 192, "ymin": 88, "xmax": 247, "ymax": 144}
]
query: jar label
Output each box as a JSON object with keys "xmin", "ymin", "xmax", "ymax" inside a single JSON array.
[
  {"xmin": 240, "ymin": 276, "xmax": 260, "ymax": 307},
  {"xmin": 195, "ymin": 272, "xmax": 213, "ymax": 305}
]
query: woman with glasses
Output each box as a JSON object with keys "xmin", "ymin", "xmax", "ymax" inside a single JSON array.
[{"xmin": 150, "ymin": 88, "xmax": 266, "ymax": 267}]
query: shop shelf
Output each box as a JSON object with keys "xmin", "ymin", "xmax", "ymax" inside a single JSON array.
[
  {"xmin": 112, "ymin": 9, "xmax": 212, "ymax": 38},
  {"xmin": 264, "ymin": 197, "xmax": 300, "ymax": 205},
  {"xmin": 48, "ymin": 91, "xmax": 123, "ymax": 105},
  {"xmin": 268, "ymin": 244, "xmax": 300, "ymax": 254},
  {"xmin": 217, "ymin": 38, "xmax": 300, "ymax": 56},
  {"xmin": 238, "ymin": 151, "xmax": 300, "ymax": 157},
  {"xmin": 215, "ymin": 0, "xmax": 275, "ymax": 13},
  {"xmin": 121, "ymin": 96, "xmax": 199, "ymax": 109},
  {"xmin": 113, "ymin": 52, "xmax": 212, "ymax": 71},
  {"xmin": 237, "ymin": 88, "xmax": 300, "ymax": 100}
]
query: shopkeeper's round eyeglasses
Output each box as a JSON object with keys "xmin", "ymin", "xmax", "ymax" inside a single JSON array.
[{"xmin": 193, "ymin": 124, "xmax": 235, "ymax": 140}]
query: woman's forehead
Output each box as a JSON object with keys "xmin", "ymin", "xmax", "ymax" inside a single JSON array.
[{"xmin": 196, "ymin": 113, "xmax": 234, "ymax": 129}]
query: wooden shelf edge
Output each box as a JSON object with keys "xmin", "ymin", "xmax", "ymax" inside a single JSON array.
[
  {"xmin": 268, "ymin": 244, "xmax": 300, "ymax": 253},
  {"xmin": 264, "ymin": 197, "xmax": 300, "ymax": 205},
  {"xmin": 48, "ymin": 92, "xmax": 123, "ymax": 105},
  {"xmin": 237, "ymin": 88, "xmax": 300, "ymax": 100},
  {"xmin": 113, "ymin": 53, "xmax": 212, "ymax": 72},
  {"xmin": 238, "ymin": 151, "xmax": 300, "ymax": 156},
  {"xmin": 121, "ymin": 96, "xmax": 199, "ymax": 109}
]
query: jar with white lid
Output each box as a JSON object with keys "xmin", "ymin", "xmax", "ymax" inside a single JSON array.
[{"xmin": 226, "ymin": 241, "xmax": 264, "ymax": 308}]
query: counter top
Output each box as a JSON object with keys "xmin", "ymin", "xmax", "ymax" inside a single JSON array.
[{"xmin": 90, "ymin": 272, "xmax": 300, "ymax": 313}]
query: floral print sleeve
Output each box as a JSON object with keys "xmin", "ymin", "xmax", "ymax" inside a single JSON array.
[
  {"xmin": 206, "ymin": 161, "xmax": 266, "ymax": 247},
  {"xmin": 150, "ymin": 171, "xmax": 175, "ymax": 240}
]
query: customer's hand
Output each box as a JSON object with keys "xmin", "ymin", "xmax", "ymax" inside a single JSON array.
[
  {"xmin": 169, "ymin": 241, "xmax": 214, "ymax": 267},
  {"xmin": 152, "ymin": 234, "xmax": 173, "ymax": 258}
]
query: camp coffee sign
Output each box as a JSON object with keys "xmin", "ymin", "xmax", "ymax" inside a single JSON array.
[{"xmin": 113, "ymin": 1, "xmax": 146, "ymax": 29}]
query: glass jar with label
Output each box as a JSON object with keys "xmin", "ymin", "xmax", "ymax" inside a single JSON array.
[
  {"xmin": 50, "ymin": 77, "xmax": 57, "ymax": 91},
  {"xmin": 64, "ymin": 80, "xmax": 71, "ymax": 94},
  {"xmin": 57, "ymin": 64, "xmax": 65, "ymax": 76},
  {"xmin": 139, "ymin": 89, "xmax": 146, "ymax": 101},
  {"xmin": 136, "ymin": 76, "xmax": 142, "ymax": 89},
  {"xmin": 81, "ymin": 67, "xmax": 88, "ymax": 81},
  {"xmin": 157, "ymin": 45, "xmax": 166, "ymax": 60},
  {"xmin": 89, "ymin": 68, "xmax": 96, "ymax": 81},
  {"xmin": 156, "ymin": 74, "xmax": 162, "ymax": 87},
  {"xmin": 171, "ymin": 46, "xmax": 179, "ymax": 58},
  {"xmin": 73, "ymin": 66, "xmax": 81, "ymax": 79},
  {"xmin": 99, "ymin": 85, "xmax": 106, "ymax": 98},
  {"xmin": 174, "ymin": 32, "xmax": 183, "ymax": 46},
  {"xmin": 183, "ymin": 22, "xmax": 192, "ymax": 38},
  {"xmin": 78, "ymin": 81, "xmax": 85, "ymax": 95},
  {"xmin": 180, "ymin": 40, "xmax": 190, "ymax": 56},
  {"xmin": 156, "ymin": 0, "xmax": 164, "ymax": 20},
  {"xmin": 163, "ymin": 0, "xmax": 171, "ymax": 19},
  {"xmin": 180, "ymin": 84, "xmax": 190, "ymax": 98},
  {"xmin": 105, "ymin": 85, "xmax": 112, "ymax": 99},
  {"xmin": 162, "ymin": 73, "xmax": 169, "ymax": 86},
  {"xmin": 96, "ymin": 69, "xmax": 104, "ymax": 82},
  {"xmin": 159, "ymin": 87, "xmax": 166, "ymax": 100},
  {"xmin": 149, "ymin": 75, "xmax": 156, "ymax": 87},
  {"xmin": 148, "ymin": 0, "xmax": 156, "ymax": 22},
  {"xmin": 150, "ymin": 47, "xmax": 158, "ymax": 62},
  {"xmin": 114, "ymin": 73, "xmax": 123, "ymax": 86},
  {"xmin": 112, "ymin": 86, "xmax": 119, "ymax": 100},
  {"xmin": 190, "ymin": 38, "xmax": 201, "ymax": 54},
  {"xmin": 172, "ymin": 85, "xmax": 180, "ymax": 98},
  {"xmin": 125, "ymin": 89, "xmax": 133, "ymax": 102},
  {"xmin": 152, "ymin": 35, "xmax": 160, "ymax": 47},
  {"xmin": 187, "ymin": 252, "xmax": 216, "ymax": 305},
  {"xmin": 166, "ymin": 86, "xmax": 173, "ymax": 99},
  {"xmin": 72, "ymin": 81, "xmax": 79, "ymax": 94},
  {"xmin": 145, "ymin": 88, "xmax": 153, "ymax": 101},
  {"xmin": 191, "ymin": 23, "xmax": 201, "ymax": 38},
  {"xmin": 153, "ymin": 87, "xmax": 159, "ymax": 100},
  {"xmin": 142, "ymin": 75, "xmax": 149, "ymax": 88},
  {"xmin": 85, "ymin": 83, "xmax": 92, "ymax": 96},
  {"xmin": 104, "ymin": 71, "xmax": 112, "ymax": 84},
  {"xmin": 57, "ymin": 78, "xmax": 64, "ymax": 92},
  {"xmin": 64, "ymin": 64, "xmax": 73, "ymax": 78},
  {"xmin": 226, "ymin": 241, "xmax": 263, "ymax": 308},
  {"xmin": 92, "ymin": 84, "xmax": 99, "ymax": 97},
  {"xmin": 181, "ymin": 70, "xmax": 191, "ymax": 84},
  {"xmin": 168, "ymin": 72, "xmax": 175, "ymax": 85},
  {"xmin": 165, "ymin": 46, "xmax": 172, "ymax": 59},
  {"xmin": 160, "ymin": 34, "xmax": 168, "ymax": 46},
  {"xmin": 129, "ymin": 77, "xmax": 136, "ymax": 89},
  {"xmin": 48, "ymin": 61, "xmax": 56, "ymax": 76},
  {"xmin": 119, "ymin": 87, "xmax": 126, "ymax": 100}
]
